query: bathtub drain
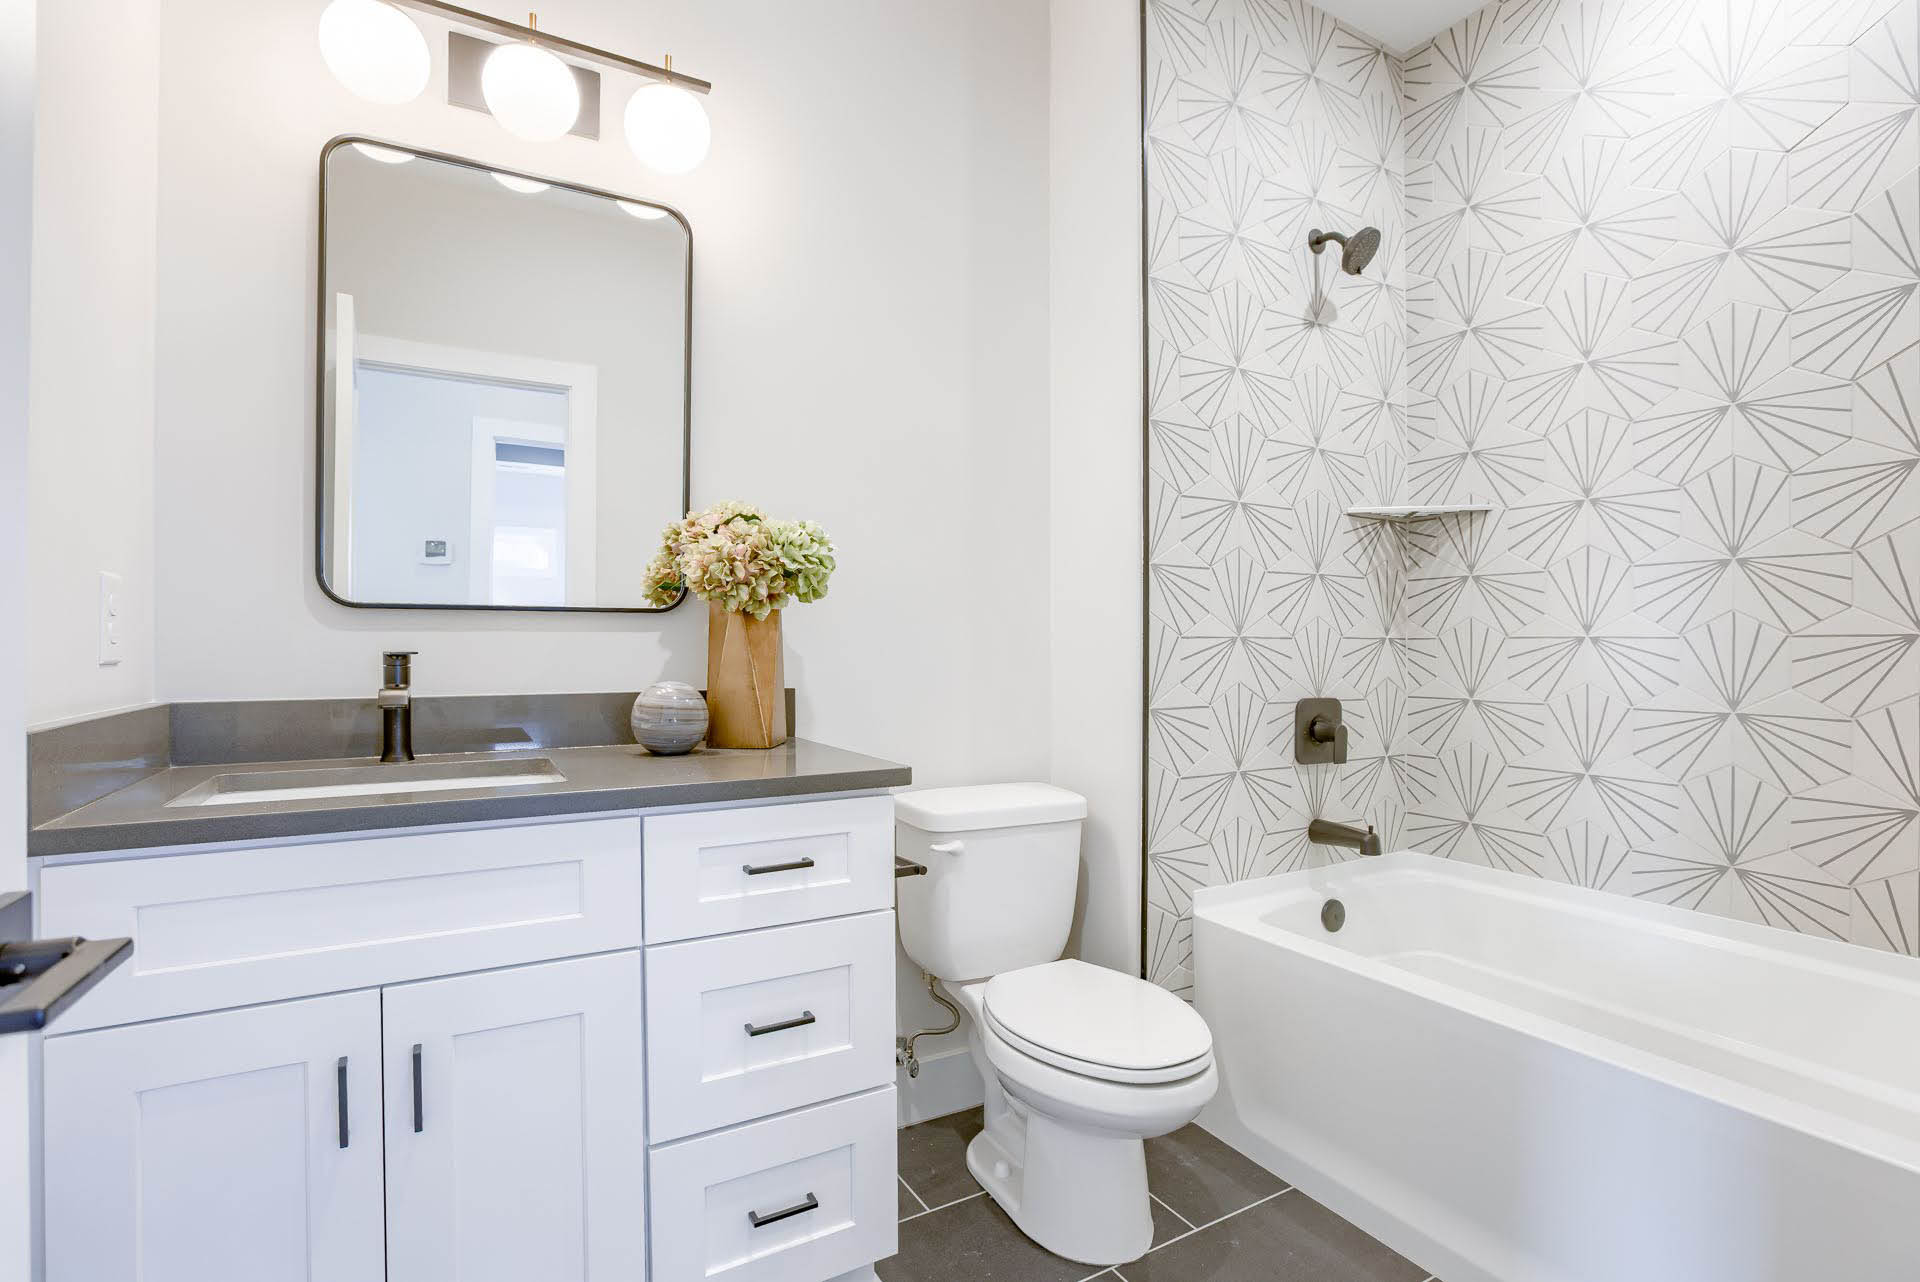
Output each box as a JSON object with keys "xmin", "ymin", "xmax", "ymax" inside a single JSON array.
[{"xmin": 1321, "ymin": 898, "xmax": 1345, "ymax": 932}]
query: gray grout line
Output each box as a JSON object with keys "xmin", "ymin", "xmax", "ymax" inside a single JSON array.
[
  {"xmin": 1111, "ymin": 1187, "xmax": 1295, "ymax": 1278},
  {"xmin": 896, "ymin": 1188, "xmax": 987, "ymax": 1224},
  {"xmin": 897, "ymin": 1174, "xmax": 931, "ymax": 1215},
  {"xmin": 1148, "ymin": 1190, "xmax": 1194, "ymax": 1230}
]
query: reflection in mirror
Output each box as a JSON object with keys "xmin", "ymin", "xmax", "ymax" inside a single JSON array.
[{"xmin": 318, "ymin": 139, "xmax": 689, "ymax": 610}]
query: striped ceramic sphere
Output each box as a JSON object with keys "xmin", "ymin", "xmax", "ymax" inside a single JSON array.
[{"xmin": 630, "ymin": 681, "xmax": 709, "ymax": 755}]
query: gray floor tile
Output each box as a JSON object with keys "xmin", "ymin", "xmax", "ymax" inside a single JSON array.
[
  {"xmin": 899, "ymin": 1177, "xmax": 926, "ymax": 1219},
  {"xmin": 878, "ymin": 1191, "xmax": 1104, "ymax": 1282},
  {"xmin": 1147, "ymin": 1195, "xmax": 1188, "ymax": 1248},
  {"xmin": 896, "ymin": 1106, "xmax": 985, "ymax": 1208},
  {"xmin": 1142, "ymin": 1124, "xmax": 1288, "ymax": 1225},
  {"xmin": 1117, "ymin": 1191, "xmax": 1428, "ymax": 1282}
]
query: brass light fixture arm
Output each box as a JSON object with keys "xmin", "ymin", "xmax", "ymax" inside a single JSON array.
[{"xmin": 387, "ymin": 0, "xmax": 712, "ymax": 93}]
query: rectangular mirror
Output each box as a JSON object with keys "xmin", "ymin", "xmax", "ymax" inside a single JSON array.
[{"xmin": 317, "ymin": 138, "xmax": 690, "ymax": 611}]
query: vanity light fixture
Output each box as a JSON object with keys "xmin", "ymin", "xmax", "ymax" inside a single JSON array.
[
  {"xmin": 617, "ymin": 200, "xmax": 669, "ymax": 220},
  {"xmin": 479, "ymin": 13, "xmax": 580, "ymax": 142},
  {"xmin": 326, "ymin": 1, "xmax": 716, "ymax": 173},
  {"xmin": 317, "ymin": 0, "xmax": 431, "ymax": 105},
  {"xmin": 623, "ymin": 56, "xmax": 711, "ymax": 176},
  {"xmin": 491, "ymin": 172, "xmax": 551, "ymax": 195}
]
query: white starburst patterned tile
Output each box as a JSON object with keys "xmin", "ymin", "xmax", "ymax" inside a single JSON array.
[{"xmin": 1149, "ymin": 0, "xmax": 1920, "ymax": 975}]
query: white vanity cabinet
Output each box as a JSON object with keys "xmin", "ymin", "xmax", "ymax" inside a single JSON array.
[
  {"xmin": 34, "ymin": 794, "xmax": 900, "ymax": 1282},
  {"xmin": 42, "ymin": 990, "xmax": 389, "ymax": 1282},
  {"xmin": 381, "ymin": 952, "xmax": 647, "ymax": 1282},
  {"xmin": 42, "ymin": 952, "xmax": 648, "ymax": 1282}
]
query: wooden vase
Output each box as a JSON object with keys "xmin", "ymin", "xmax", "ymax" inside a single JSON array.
[{"xmin": 705, "ymin": 603, "xmax": 788, "ymax": 749}]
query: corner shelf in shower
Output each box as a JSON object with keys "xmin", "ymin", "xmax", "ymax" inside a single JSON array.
[{"xmin": 1344, "ymin": 504, "xmax": 1493, "ymax": 523}]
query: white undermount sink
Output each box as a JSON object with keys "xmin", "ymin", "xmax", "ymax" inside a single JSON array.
[{"xmin": 165, "ymin": 757, "xmax": 566, "ymax": 808}]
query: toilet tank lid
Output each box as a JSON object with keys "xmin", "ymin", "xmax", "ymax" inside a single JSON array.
[{"xmin": 894, "ymin": 783, "xmax": 1087, "ymax": 832}]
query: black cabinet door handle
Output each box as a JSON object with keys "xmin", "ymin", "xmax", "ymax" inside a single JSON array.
[
  {"xmin": 411, "ymin": 1043, "xmax": 424, "ymax": 1133},
  {"xmin": 744, "ymin": 1010, "xmax": 816, "ymax": 1038},
  {"xmin": 741, "ymin": 856, "xmax": 815, "ymax": 876},
  {"xmin": 336, "ymin": 1056, "xmax": 350, "ymax": 1149},
  {"xmin": 747, "ymin": 1192, "xmax": 819, "ymax": 1228}
]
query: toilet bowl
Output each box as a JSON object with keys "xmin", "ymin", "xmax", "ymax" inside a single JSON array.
[
  {"xmin": 894, "ymin": 784, "xmax": 1219, "ymax": 1267},
  {"xmin": 943, "ymin": 962, "xmax": 1217, "ymax": 1265}
]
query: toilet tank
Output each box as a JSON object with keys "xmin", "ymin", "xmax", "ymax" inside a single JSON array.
[{"xmin": 894, "ymin": 783, "xmax": 1088, "ymax": 983}]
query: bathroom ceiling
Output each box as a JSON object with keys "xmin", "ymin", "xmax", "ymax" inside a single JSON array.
[{"xmin": 1317, "ymin": 0, "xmax": 1486, "ymax": 54}]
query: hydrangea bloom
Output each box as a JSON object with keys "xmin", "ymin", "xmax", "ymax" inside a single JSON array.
[{"xmin": 641, "ymin": 502, "xmax": 836, "ymax": 618}]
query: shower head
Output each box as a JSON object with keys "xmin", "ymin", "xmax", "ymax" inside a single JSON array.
[{"xmin": 1308, "ymin": 226, "xmax": 1382, "ymax": 276}]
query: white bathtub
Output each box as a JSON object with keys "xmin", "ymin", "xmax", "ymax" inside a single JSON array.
[{"xmin": 1192, "ymin": 853, "xmax": 1920, "ymax": 1282}]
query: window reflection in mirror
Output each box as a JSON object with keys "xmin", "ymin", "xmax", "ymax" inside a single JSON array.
[{"xmin": 318, "ymin": 140, "xmax": 690, "ymax": 611}]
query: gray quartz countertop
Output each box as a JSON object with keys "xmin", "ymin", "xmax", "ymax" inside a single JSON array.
[{"xmin": 29, "ymin": 740, "xmax": 911, "ymax": 857}]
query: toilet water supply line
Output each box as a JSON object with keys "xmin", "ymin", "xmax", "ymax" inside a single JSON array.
[{"xmin": 897, "ymin": 972, "xmax": 962, "ymax": 1079}]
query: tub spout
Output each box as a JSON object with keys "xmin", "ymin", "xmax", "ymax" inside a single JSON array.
[{"xmin": 1308, "ymin": 818, "xmax": 1381, "ymax": 857}]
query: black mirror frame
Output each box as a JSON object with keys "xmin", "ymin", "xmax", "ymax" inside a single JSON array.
[{"xmin": 313, "ymin": 134, "xmax": 691, "ymax": 614}]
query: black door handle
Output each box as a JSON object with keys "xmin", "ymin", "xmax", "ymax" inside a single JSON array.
[
  {"xmin": 741, "ymin": 856, "xmax": 815, "ymax": 876},
  {"xmin": 336, "ymin": 1056, "xmax": 350, "ymax": 1149},
  {"xmin": 411, "ymin": 1043, "xmax": 424, "ymax": 1133},
  {"xmin": 744, "ymin": 1010, "xmax": 816, "ymax": 1037},
  {"xmin": 748, "ymin": 1192, "xmax": 819, "ymax": 1228}
]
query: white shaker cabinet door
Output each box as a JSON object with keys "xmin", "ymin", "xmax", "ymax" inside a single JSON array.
[
  {"xmin": 42, "ymin": 990, "xmax": 386, "ymax": 1282},
  {"xmin": 383, "ymin": 950, "xmax": 647, "ymax": 1282}
]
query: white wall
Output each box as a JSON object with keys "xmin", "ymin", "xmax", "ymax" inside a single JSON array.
[
  {"xmin": 25, "ymin": 0, "xmax": 159, "ymax": 726},
  {"xmin": 151, "ymin": 0, "xmax": 1052, "ymax": 784},
  {"xmin": 0, "ymin": 3, "xmax": 32, "ymax": 1274},
  {"xmin": 1049, "ymin": 0, "xmax": 1143, "ymax": 979}
]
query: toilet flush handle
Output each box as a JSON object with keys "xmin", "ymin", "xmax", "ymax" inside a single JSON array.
[{"xmin": 928, "ymin": 839, "xmax": 965, "ymax": 856}]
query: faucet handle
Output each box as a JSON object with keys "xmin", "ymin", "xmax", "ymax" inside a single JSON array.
[
  {"xmin": 1295, "ymin": 698, "xmax": 1348, "ymax": 764},
  {"xmin": 381, "ymin": 650, "xmax": 417, "ymax": 689}
]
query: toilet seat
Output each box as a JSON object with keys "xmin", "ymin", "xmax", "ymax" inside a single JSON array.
[{"xmin": 982, "ymin": 959, "xmax": 1213, "ymax": 1086}]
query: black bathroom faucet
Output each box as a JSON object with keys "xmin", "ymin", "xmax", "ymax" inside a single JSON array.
[{"xmin": 378, "ymin": 650, "xmax": 416, "ymax": 763}]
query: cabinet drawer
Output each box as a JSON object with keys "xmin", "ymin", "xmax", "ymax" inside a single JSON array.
[
  {"xmin": 646, "ymin": 912, "xmax": 893, "ymax": 1141},
  {"xmin": 36, "ymin": 818, "xmax": 644, "ymax": 1032},
  {"xmin": 642, "ymin": 797, "xmax": 892, "ymax": 942},
  {"xmin": 648, "ymin": 1086, "xmax": 896, "ymax": 1282}
]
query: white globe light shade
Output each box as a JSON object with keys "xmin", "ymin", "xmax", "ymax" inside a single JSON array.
[
  {"xmin": 623, "ymin": 83, "xmax": 710, "ymax": 175},
  {"xmin": 318, "ymin": 0, "xmax": 430, "ymax": 104},
  {"xmin": 350, "ymin": 142, "xmax": 414, "ymax": 165},
  {"xmin": 481, "ymin": 41, "xmax": 580, "ymax": 142},
  {"xmin": 492, "ymin": 173, "xmax": 551, "ymax": 195},
  {"xmin": 617, "ymin": 200, "xmax": 668, "ymax": 220}
]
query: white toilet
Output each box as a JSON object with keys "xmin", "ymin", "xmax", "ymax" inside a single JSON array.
[{"xmin": 895, "ymin": 783, "xmax": 1217, "ymax": 1267}]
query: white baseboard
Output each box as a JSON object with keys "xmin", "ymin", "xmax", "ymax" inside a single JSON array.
[{"xmin": 895, "ymin": 1044, "xmax": 983, "ymax": 1126}]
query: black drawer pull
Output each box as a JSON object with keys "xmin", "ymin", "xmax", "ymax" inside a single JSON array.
[
  {"xmin": 411, "ymin": 1043, "xmax": 424, "ymax": 1133},
  {"xmin": 741, "ymin": 856, "xmax": 815, "ymax": 876},
  {"xmin": 336, "ymin": 1057, "xmax": 350, "ymax": 1149},
  {"xmin": 745, "ymin": 1010, "xmax": 815, "ymax": 1037},
  {"xmin": 748, "ymin": 1192, "xmax": 819, "ymax": 1228}
]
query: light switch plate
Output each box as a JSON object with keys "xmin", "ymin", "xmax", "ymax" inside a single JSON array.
[{"xmin": 97, "ymin": 571, "xmax": 123, "ymax": 667}]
